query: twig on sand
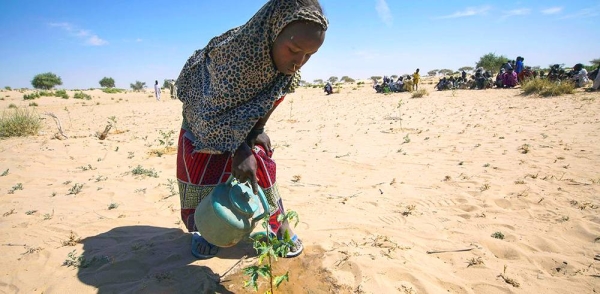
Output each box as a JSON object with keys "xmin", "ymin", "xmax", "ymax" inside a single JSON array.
[
  {"xmin": 426, "ymin": 248, "xmax": 474, "ymax": 254},
  {"xmin": 43, "ymin": 112, "xmax": 68, "ymax": 139},
  {"xmin": 2, "ymin": 243, "xmax": 27, "ymax": 247},
  {"xmin": 97, "ymin": 124, "xmax": 112, "ymax": 140},
  {"xmin": 220, "ymin": 255, "xmax": 247, "ymax": 279}
]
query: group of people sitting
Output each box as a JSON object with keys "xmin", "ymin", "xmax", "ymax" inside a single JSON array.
[{"xmin": 373, "ymin": 69, "xmax": 421, "ymax": 94}]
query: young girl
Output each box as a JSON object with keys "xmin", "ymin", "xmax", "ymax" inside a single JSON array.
[{"xmin": 176, "ymin": 0, "xmax": 328, "ymax": 259}]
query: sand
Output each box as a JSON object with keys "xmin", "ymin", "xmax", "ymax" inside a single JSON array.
[{"xmin": 0, "ymin": 81, "xmax": 599, "ymax": 293}]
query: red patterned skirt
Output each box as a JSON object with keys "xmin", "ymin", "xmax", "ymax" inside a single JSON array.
[{"xmin": 176, "ymin": 127, "xmax": 285, "ymax": 235}]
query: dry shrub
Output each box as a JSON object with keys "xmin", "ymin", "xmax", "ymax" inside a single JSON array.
[
  {"xmin": 411, "ymin": 89, "xmax": 429, "ymax": 98},
  {"xmin": 0, "ymin": 107, "xmax": 41, "ymax": 138},
  {"xmin": 521, "ymin": 78, "xmax": 575, "ymax": 97}
]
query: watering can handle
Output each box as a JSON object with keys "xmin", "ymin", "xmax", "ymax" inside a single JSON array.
[{"xmin": 227, "ymin": 175, "xmax": 270, "ymax": 222}]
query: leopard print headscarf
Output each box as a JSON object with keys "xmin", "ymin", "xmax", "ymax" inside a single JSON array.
[{"xmin": 177, "ymin": 0, "xmax": 328, "ymax": 154}]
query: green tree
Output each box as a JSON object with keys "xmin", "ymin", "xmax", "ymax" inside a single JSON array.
[
  {"xmin": 328, "ymin": 76, "xmax": 338, "ymax": 84},
  {"xmin": 130, "ymin": 81, "xmax": 146, "ymax": 92},
  {"xmin": 439, "ymin": 69, "xmax": 453, "ymax": 76},
  {"xmin": 458, "ymin": 66, "xmax": 474, "ymax": 72},
  {"xmin": 340, "ymin": 76, "xmax": 355, "ymax": 83},
  {"xmin": 31, "ymin": 72, "xmax": 62, "ymax": 90},
  {"xmin": 313, "ymin": 79, "xmax": 324, "ymax": 84},
  {"xmin": 476, "ymin": 53, "xmax": 509, "ymax": 74},
  {"xmin": 427, "ymin": 70, "xmax": 437, "ymax": 76},
  {"xmin": 99, "ymin": 77, "xmax": 115, "ymax": 88},
  {"xmin": 590, "ymin": 58, "xmax": 600, "ymax": 66}
]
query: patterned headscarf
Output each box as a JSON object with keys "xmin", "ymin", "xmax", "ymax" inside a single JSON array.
[{"xmin": 177, "ymin": 0, "xmax": 328, "ymax": 154}]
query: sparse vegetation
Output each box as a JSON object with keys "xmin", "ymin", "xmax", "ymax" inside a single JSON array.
[
  {"xmin": 131, "ymin": 165, "xmax": 159, "ymax": 178},
  {"xmin": 130, "ymin": 81, "xmax": 146, "ymax": 92},
  {"xmin": 68, "ymin": 183, "xmax": 83, "ymax": 195},
  {"xmin": 108, "ymin": 203, "xmax": 119, "ymax": 210},
  {"xmin": 497, "ymin": 265, "xmax": 520, "ymax": 288},
  {"xmin": 99, "ymin": 77, "xmax": 115, "ymax": 88},
  {"xmin": 521, "ymin": 78, "xmax": 575, "ymax": 97},
  {"xmin": 0, "ymin": 108, "xmax": 42, "ymax": 138},
  {"xmin": 467, "ymin": 257, "xmax": 484, "ymax": 267},
  {"xmin": 491, "ymin": 231, "xmax": 505, "ymax": 240},
  {"xmin": 73, "ymin": 91, "xmax": 91, "ymax": 100},
  {"xmin": 411, "ymin": 89, "xmax": 429, "ymax": 98},
  {"xmin": 7, "ymin": 183, "xmax": 23, "ymax": 194},
  {"xmin": 31, "ymin": 72, "xmax": 62, "ymax": 90},
  {"xmin": 1, "ymin": 169, "xmax": 8, "ymax": 176}
]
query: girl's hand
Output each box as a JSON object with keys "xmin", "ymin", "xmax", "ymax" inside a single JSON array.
[
  {"xmin": 254, "ymin": 133, "xmax": 272, "ymax": 153},
  {"xmin": 232, "ymin": 142, "xmax": 259, "ymax": 195}
]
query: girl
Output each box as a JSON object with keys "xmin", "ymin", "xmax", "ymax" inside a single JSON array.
[{"xmin": 176, "ymin": 0, "xmax": 328, "ymax": 259}]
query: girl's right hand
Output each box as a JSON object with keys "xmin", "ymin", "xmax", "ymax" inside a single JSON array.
[{"xmin": 232, "ymin": 142, "xmax": 259, "ymax": 195}]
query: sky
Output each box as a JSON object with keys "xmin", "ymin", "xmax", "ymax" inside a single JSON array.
[{"xmin": 0, "ymin": 0, "xmax": 599, "ymax": 89}]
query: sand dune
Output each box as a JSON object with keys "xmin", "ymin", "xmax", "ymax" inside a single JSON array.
[{"xmin": 0, "ymin": 82, "xmax": 599, "ymax": 293}]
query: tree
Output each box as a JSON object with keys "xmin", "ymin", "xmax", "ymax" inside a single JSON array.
[
  {"xmin": 31, "ymin": 72, "xmax": 62, "ymax": 90},
  {"xmin": 438, "ymin": 69, "xmax": 453, "ymax": 76},
  {"xmin": 130, "ymin": 81, "xmax": 146, "ymax": 92},
  {"xmin": 99, "ymin": 77, "xmax": 115, "ymax": 88},
  {"xmin": 313, "ymin": 79, "xmax": 324, "ymax": 84},
  {"xmin": 476, "ymin": 53, "xmax": 509, "ymax": 74},
  {"xmin": 458, "ymin": 66, "xmax": 474, "ymax": 72},
  {"xmin": 370, "ymin": 76, "xmax": 382, "ymax": 83},
  {"xmin": 328, "ymin": 76, "xmax": 338, "ymax": 84},
  {"xmin": 299, "ymin": 80, "xmax": 309, "ymax": 86},
  {"xmin": 427, "ymin": 70, "xmax": 437, "ymax": 76},
  {"xmin": 340, "ymin": 76, "xmax": 355, "ymax": 83},
  {"xmin": 391, "ymin": 75, "xmax": 398, "ymax": 80},
  {"xmin": 590, "ymin": 58, "xmax": 600, "ymax": 66}
]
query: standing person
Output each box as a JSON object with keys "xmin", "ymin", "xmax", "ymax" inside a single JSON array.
[
  {"xmin": 412, "ymin": 68, "xmax": 420, "ymax": 91},
  {"xmin": 154, "ymin": 80, "xmax": 161, "ymax": 101},
  {"xmin": 176, "ymin": 0, "xmax": 328, "ymax": 259}
]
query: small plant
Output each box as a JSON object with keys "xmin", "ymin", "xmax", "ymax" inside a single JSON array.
[
  {"xmin": 244, "ymin": 211, "xmax": 299, "ymax": 293},
  {"xmin": 107, "ymin": 116, "xmax": 117, "ymax": 131},
  {"xmin": 23, "ymin": 92, "xmax": 41, "ymax": 100},
  {"xmin": 7, "ymin": 183, "xmax": 23, "ymax": 194},
  {"xmin": 127, "ymin": 151, "xmax": 135, "ymax": 159},
  {"xmin": 25, "ymin": 210, "xmax": 38, "ymax": 215},
  {"xmin": 514, "ymin": 180, "xmax": 525, "ymax": 184},
  {"xmin": 397, "ymin": 99, "xmax": 404, "ymax": 129},
  {"xmin": 68, "ymin": 183, "xmax": 84, "ymax": 195},
  {"xmin": 62, "ymin": 231, "xmax": 81, "ymax": 246},
  {"xmin": 43, "ymin": 210, "xmax": 54, "ymax": 220},
  {"xmin": 1, "ymin": 169, "xmax": 8, "ymax": 176},
  {"xmin": 3, "ymin": 209, "xmax": 16, "ymax": 217},
  {"xmin": 403, "ymin": 134, "xmax": 410, "ymax": 144},
  {"xmin": 291, "ymin": 175, "xmax": 301, "ymax": 183},
  {"xmin": 467, "ymin": 257, "xmax": 484, "ymax": 267},
  {"xmin": 483, "ymin": 163, "xmax": 490, "ymax": 167},
  {"xmin": 411, "ymin": 89, "xmax": 429, "ymax": 98},
  {"xmin": 518, "ymin": 144, "xmax": 530, "ymax": 154},
  {"xmin": 28, "ymin": 102, "xmax": 38, "ymax": 107},
  {"xmin": 73, "ymin": 91, "xmax": 91, "ymax": 100},
  {"xmin": 497, "ymin": 265, "xmax": 520, "ymax": 287},
  {"xmin": 402, "ymin": 205, "xmax": 416, "ymax": 216},
  {"xmin": 480, "ymin": 183, "xmax": 490, "ymax": 191},
  {"xmin": 491, "ymin": 231, "xmax": 505, "ymax": 240},
  {"xmin": 0, "ymin": 107, "xmax": 42, "ymax": 138},
  {"xmin": 131, "ymin": 165, "xmax": 159, "ymax": 178},
  {"xmin": 108, "ymin": 203, "xmax": 119, "ymax": 210},
  {"xmin": 158, "ymin": 130, "xmax": 175, "ymax": 148},
  {"xmin": 163, "ymin": 179, "xmax": 178, "ymax": 199},
  {"xmin": 76, "ymin": 164, "xmax": 96, "ymax": 171},
  {"xmin": 63, "ymin": 250, "xmax": 93, "ymax": 268}
]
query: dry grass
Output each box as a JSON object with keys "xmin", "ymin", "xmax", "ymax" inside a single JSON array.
[
  {"xmin": 411, "ymin": 89, "xmax": 429, "ymax": 98},
  {"xmin": 521, "ymin": 78, "xmax": 575, "ymax": 97},
  {"xmin": 0, "ymin": 107, "xmax": 42, "ymax": 138}
]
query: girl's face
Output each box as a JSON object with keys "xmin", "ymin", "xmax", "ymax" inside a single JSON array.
[{"xmin": 271, "ymin": 21, "xmax": 325, "ymax": 75}]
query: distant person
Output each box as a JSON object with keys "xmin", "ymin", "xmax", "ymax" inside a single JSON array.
[
  {"xmin": 571, "ymin": 63, "xmax": 589, "ymax": 88},
  {"xmin": 412, "ymin": 68, "xmax": 420, "ymax": 91},
  {"xmin": 154, "ymin": 80, "xmax": 161, "ymax": 101},
  {"xmin": 495, "ymin": 68, "xmax": 505, "ymax": 88},
  {"xmin": 591, "ymin": 65, "xmax": 600, "ymax": 90},
  {"xmin": 515, "ymin": 57, "xmax": 524, "ymax": 75},
  {"xmin": 324, "ymin": 81, "xmax": 333, "ymax": 95},
  {"xmin": 502, "ymin": 68, "xmax": 518, "ymax": 88},
  {"xmin": 461, "ymin": 70, "xmax": 467, "ymax": 82}
]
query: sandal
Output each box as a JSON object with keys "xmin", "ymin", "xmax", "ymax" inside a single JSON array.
[
  {"xmin": 285, "ymin": 234, "xmax": 303, "ymax": 258},
  {"xmin": 191, "ymin": 232, "xmax": 219, "ymax": 259}
]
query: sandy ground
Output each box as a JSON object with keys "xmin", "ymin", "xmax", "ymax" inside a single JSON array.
[{"xmin": 0, "ymin": 80, "xmax": 599, "ymax": 294}]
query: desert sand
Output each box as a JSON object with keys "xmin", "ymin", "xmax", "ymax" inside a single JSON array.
[{"xmin": 0, "ymin": 80, "xmax": 599, "ymax": 293}]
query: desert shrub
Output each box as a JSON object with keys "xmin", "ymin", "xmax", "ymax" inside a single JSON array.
[
  {"xmin": 23, "ymin": 92, "xmax": 41, "ymax": 100},
  {"xmin": 5, "ymin": 86, "xmax": 11, "ymax": 90},
  {"xmin": 73, "ymin": 92, "xmax": 91, "ymax": 100},
  {"xmin": 521, "ymin": 79, "xmax": 575, "ymax": 97},
  {"xmin": 55, "ymin": 89, "xmax": 69, "ymax": 99},
  {"xmin": 102, "ymin": 88, "xmax": 124, "ymax": 94},
  {"xmin": 31, "ymin": 72, "xmax": 62, "ymax": 90},
  {"xmin": 29, "ymin": 102, "xmax": 38, "ymax": 107},
  {"xmin": 8, "ymin": 104, "xmax": 17, "ymax": 109},
  {"xmin": 0, "ymin": 108, "xmax": 42, "ymax": 138},
  {"xmin": 412, "ymin": 89, "xmax": 429, "ymax": 98}
]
